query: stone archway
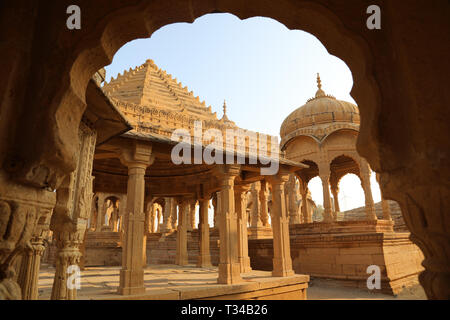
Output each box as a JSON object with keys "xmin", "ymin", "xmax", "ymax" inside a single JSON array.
[{"xmin": 1, "ymin": 0, "xmax": 448, "ymax": 299}]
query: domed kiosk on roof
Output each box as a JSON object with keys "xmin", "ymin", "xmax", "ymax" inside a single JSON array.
[{"xmin": 279, "ymin": 74, "xmax": 377, "ymax": 224}]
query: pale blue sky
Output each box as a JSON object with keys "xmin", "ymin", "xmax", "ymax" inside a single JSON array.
[{"xmin": 105, "ymin": 13, "xmax": 380, "ymax": 214}]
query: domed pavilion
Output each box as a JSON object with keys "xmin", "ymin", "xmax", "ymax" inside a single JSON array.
[{"xmin": 280, "ymin": 74, "xmax": 377, "ymax": 223}]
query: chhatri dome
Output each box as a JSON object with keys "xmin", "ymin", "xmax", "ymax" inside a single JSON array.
[{"xmin": 280, "ymin": 74, "xmax": 360, "ymax": 150}]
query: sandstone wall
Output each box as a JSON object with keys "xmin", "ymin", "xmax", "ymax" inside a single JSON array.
[{"xmin": 248, "ymin": 227, "xmax": 424, "ymax": 295}]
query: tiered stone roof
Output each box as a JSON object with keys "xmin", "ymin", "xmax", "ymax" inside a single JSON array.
[{"xmin": 103, "ymin": 59, "xmax": 279, "ymax": 158}]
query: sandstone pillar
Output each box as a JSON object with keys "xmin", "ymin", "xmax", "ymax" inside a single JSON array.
[
  {"xmin": 50, "ymin": 121, "xmax": 96, "ymax": 300},
  {"xmin": 360, "ymin": 161, "xmax": 377, "ymax": 221},
  {"xmin": 161, "ymin": 198, "xmax": 173, "ymax": 233},
  {"xmin": 144, "ymin": 201, "xmax": 151, "ymax": 235},
  {"xmin": 118, "ymin": 142, "xmax": 153, "ymax": 295},
  {"xmin": 197, "ymin": 198, "xmax": 212, "ymax": 268},
  {"xmin": 286, "ymin": 174, "xmax": 300, "ymax": 224},
  {"xmin": 171, "ymin": 202, "xmax": 178, "ymax": 229},
  {"xmin": 267, "ymin": 173, "xmax": 295, "ymax": 277},
  {"xmin": 17, "ymin": 207, "xmax": 52, "ymax": 300},
  {"xmin": 299, "ymin": 179, "xmax": 311, "ymax": 224},
  {"xmin": 259, "ymin": 181, "xmax": 270, "ymax": 227},
  {"xmin": 217, "ymin": 165, "xmax": 243, "ymax": 284},
  {"xmin": 331, "ymin": 185, "xmax": 340, "ymax": 215},
  {"xmin": 18, "ymin": 241, "xmax": 45, "ymax": 300},
  {"xmin": 50, "ymin": 225, "xmax": 86, "ymax": 300},
  {"xmin": 376, "ymin": 173, "xmax": 392, "ymax": 221},
  {"xmin": 188, "ymin": 201, "xmax": 196, "ymax": 231},
  {"xmin": 250, "ymin": 182, "xmax": 262, "ymax": 228},
  {"xmin": 319, "ymin": 172, "xmax": 333, "ymax": 222},
  {"xmin": 215, "ymin": 192, "xmax": 222, "ymax": 230},
  {"xmin": 235, "ymin": 185, "xmax": 252, "ymax": 273},
  {"xmin": 176, "ymin": 199, "xmax": 189, "ymax": 266},
  {"xmin": 96, "ymin": 193, "xmax": 105, "ymax": 232},
  {"xmin": 0, "ymin": 179, "xmax": 56, "ymax": 300},
  {"xmin": 381, "ymin": 199, "xmax": 392, "ymax": 221},
  {"xmin": 148, "ymin": 203, "xmax": 154, "ymax": 233}
]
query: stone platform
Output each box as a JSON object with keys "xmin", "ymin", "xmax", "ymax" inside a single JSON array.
[
  {"xmin": 37, "ymin": 264, "xmax": 309, "ymax": 300},
  {"xmin": 248, "ymin": 220, "xmax": 424, "ymax": 295}
]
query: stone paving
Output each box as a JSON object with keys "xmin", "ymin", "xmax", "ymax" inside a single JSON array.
[{"xmin": 37, "ymin": 264, "xmax": 426, "ymax": 300}]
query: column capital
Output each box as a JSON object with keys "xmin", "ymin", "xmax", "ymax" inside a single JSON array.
[
  {"xmin": 251, "ymin": 181, "xmax": 261, "ymax": 192},
  {"xmin": 266, "ymin": 173, "xmax": 289, "ymax": 185},
  {"xmin": 319, "ymin": 174, "xmax": 330, "ymax": 182},
  {"xmin": 234, "ymin": 184, "xmax": 251, "ymax": 194},
  {"xmin": 119, "ymin": 141, "xmax": 155, "ymax": 169},
  {"xmin": 215, "ymin": 164, "xmax": 241, "ymax": 179}
]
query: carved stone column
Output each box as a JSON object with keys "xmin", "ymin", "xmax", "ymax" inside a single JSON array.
[
  {"xmin": 17, "ymin": 207, "xmax": 53, "ymax": 300},
  {"xmin": 111, "ymin": 203, "xmax": 120, "ymax": 232},
  {"xmin": 50, "ymin": 120, "xmax": 96, "ymax": 300},
  {"xmin": 381, "ymin": 200, "xmax": 392, "ymax": 221},
  {"xmin": 50, "ymin": 225, "xmax": 86, "ymax": 300},
  {"xmin": 250, "ymin": 182, "xmax": 262, "ymax": 228},
  {"xmin": 217, "ymin": 165, "xmax": 243, "ymax": 284},
  {"xmin": 330, "ymin": 185, "xmax": 340, "ymax": 216},
  {"xmin": 360, "ymin": 161, "xmax": 377, "ymax": 221},
  {"xmin": 259, "ymin": 181, "xmax": 270, "ymax": 227},
  {"xmin": 298, "ymin": 179, "xmax": 311, "ymax": 224},
  {"xmin": 0, "ymin": 182, "xmax": 55, "ymax": 300},
  {"xmin": 118, "ymin": 142, "xmax": 154, "ymax": 295},
  {"xmin": 143, "ymin": 201, "xmax": 151, "ymax": 235},
  {"xmin": 161, "ymin": 198, "xmax": 173, "ymax": 233},
  {"xmin": 212, "ymin": 193, "xmax": 218, "ymax": 229},
  {"xmin": 319, "ymin": 172, "xmax": 333, "ymax": 222},
  {"xmin": 96, "ymin": 193, "xmax": 105, "ymax": 232},
  {"xmin": 286, "ymin": 174, "xmax": 300, "ymax": 224},
  {"xmin": 118, "ymin": 196, "xmax": 127, "ymax": 242},
  {"xmin": 235, "ymin": 185, "xmax": 252, "ymax": 273},
  {"xmin": 176, "ymin": 199, "xmax": 189, "ymax": 266},
  {"xmin": 156, "ymin": 207, "xmax": 162, "ymax": 232},
  {"xmin": 376, "ymin": 173, "xmax": 392, "ymax": 221},
  {"xmin": 197, "ymin": 198, "xmax": 212, "ymax": 268},
  {"xmin": 171, "ymin": 202, "xmax": 178, "ymax": 229},
  {"xmin": 188, "ymin": 201, "xmax": 196, "ymax": 231},
  {"xmin": 267, "ymin": 173, "xmax": 295, "ymax": 277}
]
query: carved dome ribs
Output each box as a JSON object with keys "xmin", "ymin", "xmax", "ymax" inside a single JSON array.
[{"xmin": 280, "ymin": 74, "xmax": 360, "ymax": 149}]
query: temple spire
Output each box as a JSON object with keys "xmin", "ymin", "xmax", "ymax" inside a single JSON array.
[
  {"xmin": 220, "ymin": 99, "xmax": 232, "ymax": 123},
  {"xmin": 223, "ymin": 100, "xmax": 227, "ymax": 117},
  {"xmin": 315, "ymin": 73, "xmax": 326, "ymax": 98}
]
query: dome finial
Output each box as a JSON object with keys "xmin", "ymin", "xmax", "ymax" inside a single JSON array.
[{"xmin": 315, "ymin": 73, "xmax": 326, "ymax": 98}]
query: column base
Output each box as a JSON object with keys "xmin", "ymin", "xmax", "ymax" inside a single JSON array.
[
  {"xmin": 117, "ymin": 286, "xmax": 146, "ymax": 295},
  {"xmin": 239, "ymin": 257, "xmax": 252, "ymax": 273},
  {"xmin": 273, "ymin": 258, "xmax": 295, "ymax": 277},
  {"xmin": 118, "ymin": 269, "xmax": 145, "ymax": 295},
  {"xmin": 176, "ymin": 259, "xmax": 189, "ymax": 266},
  {"xmin": 217, "ymin": 263, "xmax": 243, "ymax": 284},
  {"xmin": 197, "ymin": 255, "xmax": 212, "ymax": 268}
]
